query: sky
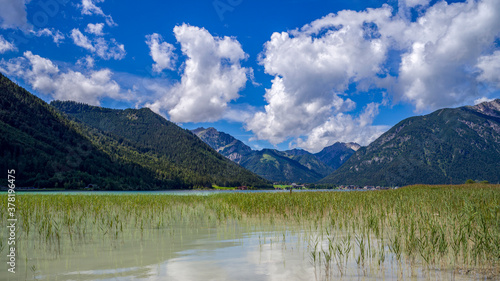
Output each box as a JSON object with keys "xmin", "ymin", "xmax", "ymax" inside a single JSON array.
[{"xmin": 0, "ymin": 0, "xmax": 499, "ymax": 153}]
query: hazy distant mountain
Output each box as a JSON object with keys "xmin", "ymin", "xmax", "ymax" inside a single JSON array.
[
  {"xmin": 314, "ymin": 142, "xmax": 360, "ymax": 170},
  {"xmin": 281, "ymin": 149, "xmax": 334, "ymax": 178},
  {"xmin": 191, "ymin": 127, "xmax": 252, "ymax": 163},
  {"xmin": 239, "ymin": 149, "xmax": 325, "ymax": 183},
  {"xmin": 320, "ymin": 99, "xmax": 500, "ymax": 186},
  {"xmin": 50, "ymin": 101, "xmax": 271, "ymax": 188},
  {"xmin": 192, "ymin": 127, "xmax": 357, "ymax": 183}
]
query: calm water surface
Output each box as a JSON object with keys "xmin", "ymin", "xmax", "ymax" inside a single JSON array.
[
  {"xmin": 17, "ymin": 189, "xmax": 347, "ymax": 196},
  {"xmin": 2, "ymin": 221, "xmax": 471, "ymax": 281},
  {"xmin": 1, "ymin": 190, "xmax": 482, "ymax": 281}
]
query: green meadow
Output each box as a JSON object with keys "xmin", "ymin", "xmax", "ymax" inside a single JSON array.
[{"xmin": 1, "ymin": 184, "xmax": 499, "ymax": 280}]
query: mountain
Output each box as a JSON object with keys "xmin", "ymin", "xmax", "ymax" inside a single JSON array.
[
  {"xmin": 191, "ymin": 127, "xmax": 252, "ymax": 163},
  {"xmin": 314, "ymin": 142, "xmax": 360, "ymax": 170},
  {"xmin": 0, "ymin": 73, "xmax": 269, "ymax": 189},
  {"xmin": 239, "ymin": 149, "xmax": 324, "ymax": 183},
  {"xmin": 0, "ymin": 72, "xmax": 162, "ymax": 190},
  {"xmin": 283, "ymin": 149, "xmax": 334, "ymax": 177},
  {"xmin": 51, "ymin": 101, "xmax": 271, "ymax": 188},
  {"xmin": 192, "ymin": 127, "xmax": 356, "ymax": 183},
  {"xmin": 320, "ymin": 100, "xmax": 500, "ymax": 186}
]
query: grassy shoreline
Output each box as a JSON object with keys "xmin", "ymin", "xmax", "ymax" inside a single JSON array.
[{"xmin": 2, "ymin": 184, "xmax": 499, "ymax": 279}]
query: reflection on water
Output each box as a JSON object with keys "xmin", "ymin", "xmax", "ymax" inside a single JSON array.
[
  {"xmin": 3, "ymin": 189, "xmax": 498, "ymax": 281},
  {"xmin": 2, "ymin": 222, "xmax": 476, "ymax": 281}
]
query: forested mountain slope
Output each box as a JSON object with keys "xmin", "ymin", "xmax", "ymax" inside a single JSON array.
[
  {"xmin": 320, "ymin": 100, "xmax": 500, "ymax": 186},
  {"xmin": 0, "ymin": 73, "xmax": 160, "ymax": 189},
  {"xmin": 52, "ymin": 101, "xmax": 270, "ymax": 188}
]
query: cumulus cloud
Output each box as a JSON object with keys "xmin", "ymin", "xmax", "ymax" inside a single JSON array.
[
  {"xmin": 396, "ymin": 0, "xmax": 500, "ymax": 110},
  {"xmin": 0, "ymin": 35, "xmax": 17, "ymax": 53},
  {"xmin": 70, "ymin": 28, "xmax": 126, "ymax": 60},
  {"xmin": 145, "ymin": 33, "xmax": 176, "ymax": 72},
  {"xmin": 476, "ymin": 51, "xmax": 500, "ymax": 88},
  {"xmin": 146, "ymin": 24, "xmax": 249, "ymax": 123},
  {"xmin": 0, "ymin": 0, "xmax": 30, "ymax": 29},
  {"xmin": 246, "ymin": 5, "xmax": 397, "ymax": 148},
  {"xmin": 85, "ymin": 23, "xmax": 104, "ymax": 35},
  {"xmin": 0, "ymin": 51, "xmax": 125, "ymax": 105},
  {"xmin": 79, "ymin": 0, "xmax": 116, "ymax": 26},
  {"xmin": 245, "ymin": 0, "xmax": 500, "ymax": 151},
  {"xmin": 294, "ymin": 103, "xmax": 389, "ymax": 152},
  {"xmin": 32, "ymin": 28, "xmax": 65, "ymax": 44}
]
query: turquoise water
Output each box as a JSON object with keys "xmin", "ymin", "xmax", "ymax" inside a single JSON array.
[
  {"xmin": 16, "ymin": 189, "xmax": 348, "ymax": 196},
  {"xmin": 2, "ymin": 220, "xmax": 468, "ymax": 281}
]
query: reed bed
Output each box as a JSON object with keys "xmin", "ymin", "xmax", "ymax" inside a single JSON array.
[{"xmin": 1, "ymin": 184, "xmax": 499, "ymax": 279}]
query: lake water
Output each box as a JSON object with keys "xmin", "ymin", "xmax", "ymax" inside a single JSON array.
[
  {"xmin": 1, "ymin": 190, "xmax": 492, "ymax": 281},
  {"xmin": 16, "ymin": 189, "xmax": 348, "ymax": 196},
  {"xmin": 2, "ymin": 219, "xmax": 474, "ymax": 281}
]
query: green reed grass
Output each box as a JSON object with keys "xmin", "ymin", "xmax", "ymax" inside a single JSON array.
[{"xmin": 1, "ymin": 184, "xmax": 499, "ymax": 279}]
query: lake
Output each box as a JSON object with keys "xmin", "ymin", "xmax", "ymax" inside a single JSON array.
[
  {"xmin": 6, "ymin": 224, "xmax": 472, "ymax": 281},
  {"xmin": 1, "ymin": 185, "xmax": 498, "ymax": 280},
  {"xmin": 15, "ymin": 189, "xmax": 350, "ymax": 196}
]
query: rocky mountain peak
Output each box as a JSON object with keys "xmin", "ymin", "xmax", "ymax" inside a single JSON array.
[
  {"xmin": 345, "ymin": 142, "xmax": 361, "ymax": 151},
  {"xmin": 471, "ymin": 99, "xmax": 500, "ymax": 118}
]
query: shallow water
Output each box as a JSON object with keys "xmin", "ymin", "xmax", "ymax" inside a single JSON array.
[
  {"xmin": 3, "ymin": 188, "xmax": 498, "ymax": 280},
  {"xmin": 1, "ymin": 221, "xmax": 478, "ymax": 281},
  {"xmin": 16, "ymin": 189, "xmax": 349, "ymax": 196}
]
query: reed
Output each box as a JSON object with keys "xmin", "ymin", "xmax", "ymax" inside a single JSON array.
[{"xmin": 0, "ymin": 184, "xmax": 498, "ymax": 279}]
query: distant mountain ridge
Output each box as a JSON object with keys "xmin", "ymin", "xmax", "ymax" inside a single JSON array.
[
  {"xmin": 320, "ymin": 99, "xmax": 500, "ymax": 186},
  {"xmin": 192, "ymin": 127, "xmax": 252, "ymax": 163},
  {"xmin": 5, "ymin": 68, "xmax": 497, "ymax": 188},
  {"xmin": 192, "ymin": 127, "xmax": 358, "ymax": 183},
  {"xmin": 239, "ymin": 148, "xmax": 325, "ymax": 183},
  {"xmin": 315, "ymin": 142, "xmax": 361, "ymax": 171}
]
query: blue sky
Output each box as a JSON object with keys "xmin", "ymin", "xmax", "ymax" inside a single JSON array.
[{"xmin": 0, "ymin": 0, "xmax": 499, "ymax": 152}]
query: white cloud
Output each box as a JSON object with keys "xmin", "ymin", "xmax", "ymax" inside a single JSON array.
[
  {"xmin": 76, "ymin": 55, "xmax": 95, "ymax": 69},
  {"xmin": 476, "ymin": 51, "xmax": 500, "ymax": 89},
  {"xmin": 396, "ymin": 0, "xmax": 500, "ymax": 110},
  {"xmin": 0, "ymin": 35, "xmax": 17, "ymax": 53},
  {"xmin": 474, "ymin": 97, "xmax": 494, "ymax": 105},
  {"xmin": 93, "ymin": 37, "xmax": 125, "ymax": 60},
  {"xmin": 0, "ymin": 51, "xmax": 125, "ymax": 105},
  {"xmin": 222, "ymin": 104, "xmax": 257, "ymax": 123},
  {"xmin": 85, "ymin": 23, "xmax": 104, "ymax": 35},
  {"xmin": 399, "ymin": 0, "xmax": 430, "ymax": 9},
  {"xmin": 145, "ymin": 33, "xmax": 176, "ymax": 72},
  {"xmin": 294, "ymin": 103, "xmax": 389, "ymax": 152},
  {"xmin": 70, "ymin": 28, "xmax": 126, "ymax": 60},
  {"xmin": 246, "ymin": 6, "xmax": 396, "ymax": 147},
  {"xmin": 79, "ymin": 0, "xmax": 116, "ymax": 27},
  {"xmin": 32, "ymin": 28, "xmax": 65, "ymax": 44},
  {"xmin": 71, "ymin": 28, "xmax": 94, "ymax": 51},
  {"xmin": 245, "ymin": 0, "xmax": 500, "ymax": 150},
  {"xmin": 0, "ymin": 0, "xmax": 30, "ymax": 29},
  {"xmin": 146, "ymin": 24, "xmax": 249, "ymax": 123}
]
